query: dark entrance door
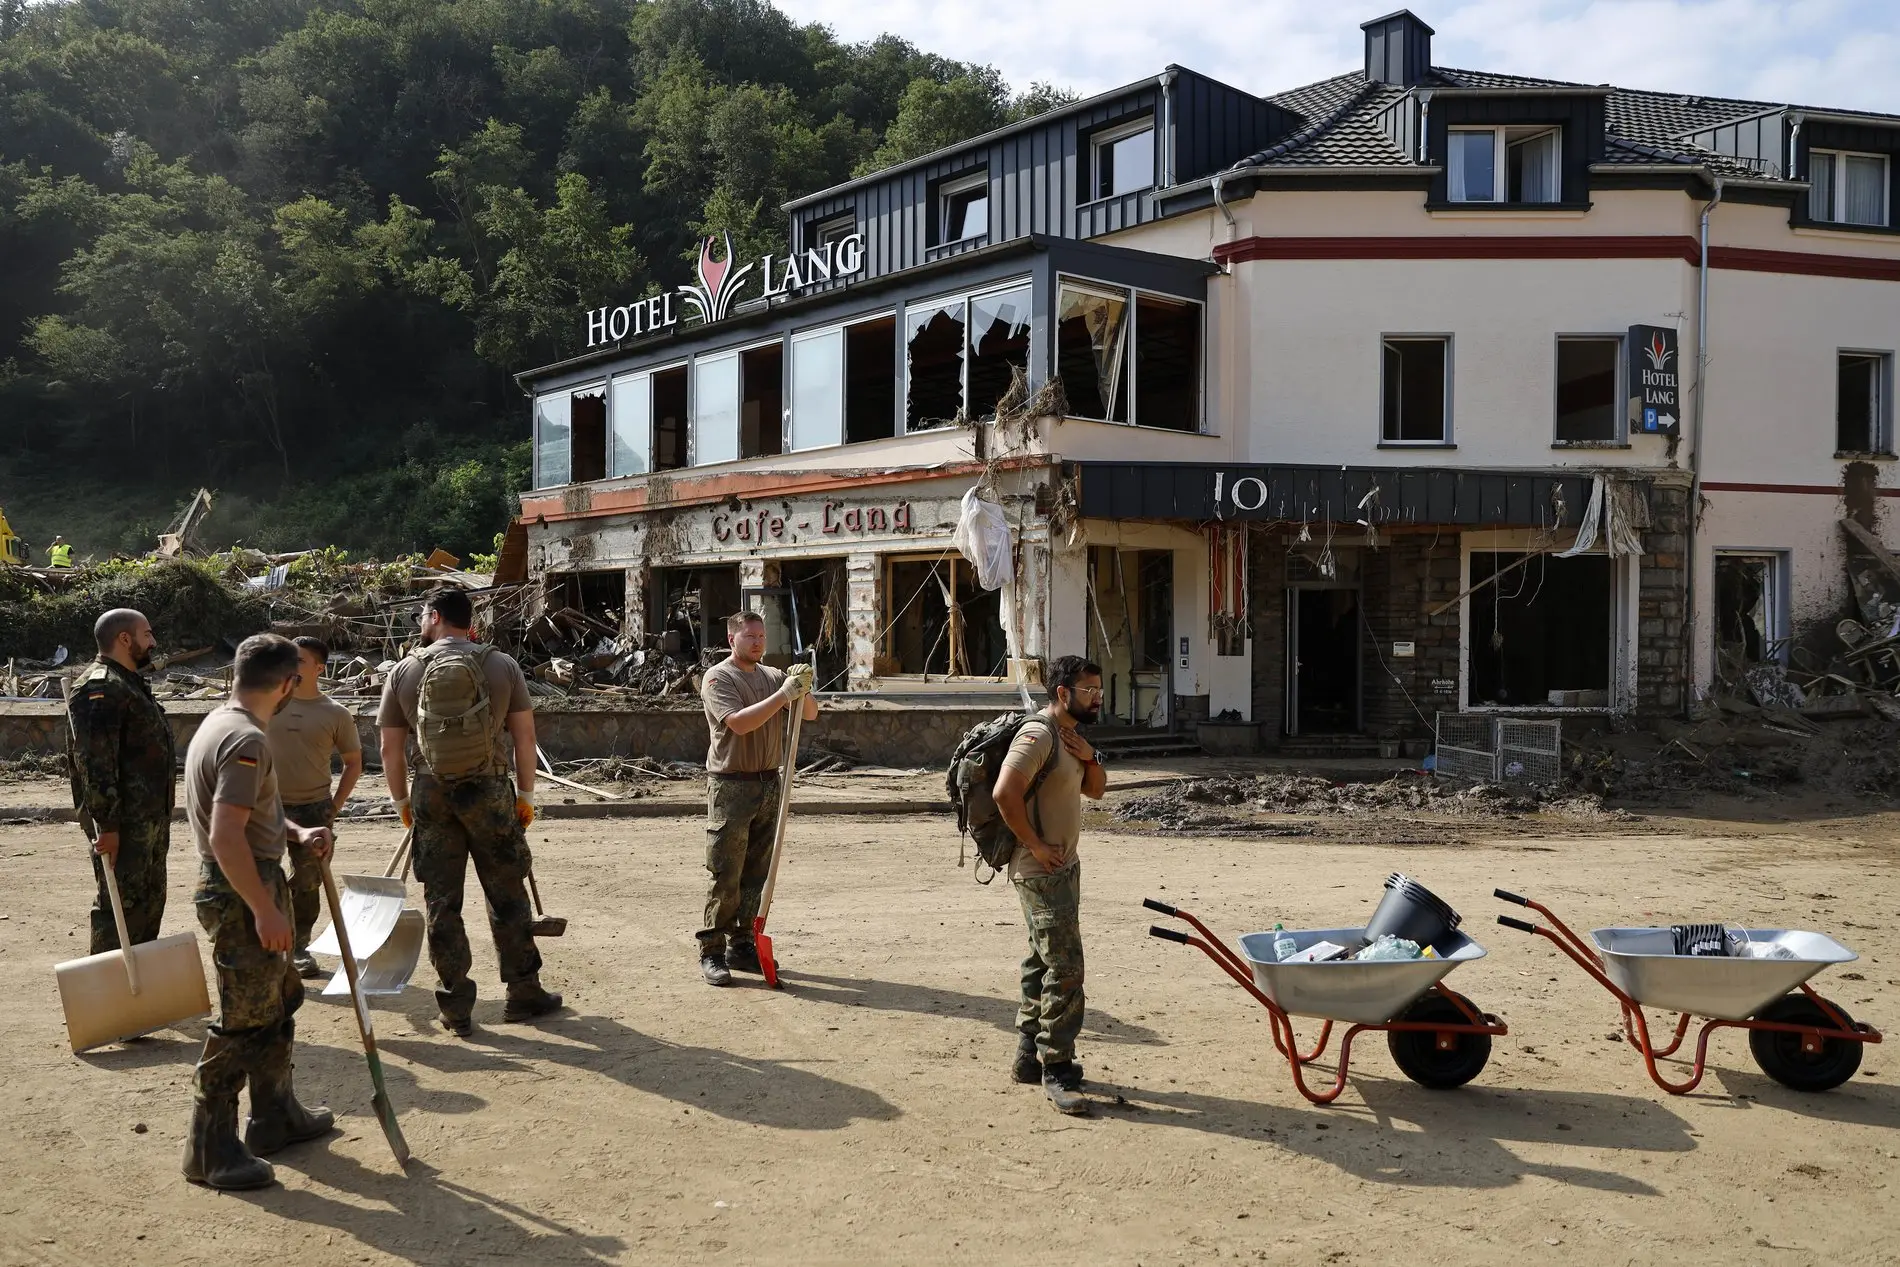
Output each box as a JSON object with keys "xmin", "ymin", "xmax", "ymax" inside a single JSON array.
[{"xmin": 1288, "ymin": 587, "xmax": 1361, "ymax": 734}]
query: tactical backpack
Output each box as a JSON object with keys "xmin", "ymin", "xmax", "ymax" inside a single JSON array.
[
  {"xmin": 413, "ymin": 643, "xmax": 500, "ymax": 778},
  {"xmin": 946, "ymin": 712, "xmax": 1057, "ymax": 883}
]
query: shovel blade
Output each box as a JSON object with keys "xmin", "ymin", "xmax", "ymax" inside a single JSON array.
[
  {"xmin": 55, "ymin": 933, "xmax": 211, "ymax": 1053},
  {"xmin": 323, "ymin": 909, "xmax": 424, "ymax": 997},
  {"xmin": 529, "ymin": 915, "xmax": 567, "ymax": 938},
  {"xmin": 308, "ymin": 874, "xmax": 407, "ymax": 960},
  {"xmin": 752, "ymin": 915, "xmax": 780, "ymax": 989}
]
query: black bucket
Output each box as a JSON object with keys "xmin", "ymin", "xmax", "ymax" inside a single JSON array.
[{"xmin": 1363, "ymin": 873, "xmax": 1462, "ymax": 950}]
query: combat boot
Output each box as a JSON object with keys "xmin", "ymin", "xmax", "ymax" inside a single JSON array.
[
  {"xmin": 700, "ymin": 952, "xmax": 733, "ymax": 987},
  {"xmin": 293, "ymin": 951, "xmax": 323, "ymax": 979},
  {"xmin": 244, "ymin": 1021, "xmax": 335, "ymax": 1156},
  {"xmin": 183, "ymin": 1097, "xmax": 276, "ymax": 1190},
  {"xmin": 726, "ymin": 939, "xmax": 762, "ymax": 974},
  {"xmin": 502, "ymin": 977, "xmax": 564, "ymax": 1022},
  {"xmin": 1042, "ymin": 1060, "xmax": 1089, "ymax": 1116},
  {"xmin": 1010, "ymin": 1035, "xmax": 1040, "ymax": 1084}
]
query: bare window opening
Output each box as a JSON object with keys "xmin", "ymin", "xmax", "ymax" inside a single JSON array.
[
  {"xmin": 846, "ymin": 316, "xmax": 897, "ymax": 443},
  {"xmin": 653, "ymin": 366, "xmax": 689, "ymax": 470},
  {"xmin": 548, "ymin": 569, "xmax": 626, "ymax": 633},
  {"xmin": 570, "ymin": 389, "xmax": 607, "ymax": 483},
  {"xmin": 1714, "ymin": 553, "xmax": 1784, "ymax": 684},
  {"xmin": 905, "ymin": 298, "xmax": 965, "ymax": 431},
  {"xmin": 967, "ymin": 285, "xmax": 1031, "ymax": 419},
  {"xmin": 1838, "ymin": 351, "xmax": 1889, "ymax": 454},
  {"xmin": 1134, "ymin": 294, "xmax": 1200, "ymax": 432},
  {"xmin": 651, "ymin": 565, "xmax": 739, "ymax": 661},
  {"xmin": 880, "ymin": 556, "xmax": 1007, "ymax": 677},
  {"xmin": 743, "ymin": 558, "xmax": 849, "ymax": 689},
  {"xmin": 1057, "ymin": 284, "xmax": 1129, "ymax": 422},
  {"xmin": 1382, "ymin": 338, "xmax": 1448, "ymax": 443},
  {"xmin": 1556, "ymin": 337, "xmax": 1620, "ymax": 442},
  {"xmin": 740, "ymin": 343, "xmax": 784, "ymax": 458},
  {"xmin": 1467, "ymin": 552, "xmax": 1611, "ymax": 707}
]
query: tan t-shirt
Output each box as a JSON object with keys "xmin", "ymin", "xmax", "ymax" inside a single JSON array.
[
  {"xmin": 187, "ymin": 703, "xmax": 287, "ymax": 864},
  {"xmin": 268, "ymin": 693, "xmax": 361, "ymax": 805},
  {"xmin": 375, "ymin": 638, "xmax": 533, "ymax": 774},
  {"xmin": 702, "ymin": 657, "xmax": 787, "ymax": 774},
  {"xmin": 1001, "ymin": 715, "xmax": 1085, "ymax": 879}
]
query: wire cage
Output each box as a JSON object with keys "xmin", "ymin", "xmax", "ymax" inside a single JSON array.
[{"xmin": 1434, "ymin": 714, "xmax": 1562, "ymax": 786}]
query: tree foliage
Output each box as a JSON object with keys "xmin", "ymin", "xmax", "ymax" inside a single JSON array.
[{"xmin": 0, "ymin": 0, "xmax": 1067, "ymax": 559}]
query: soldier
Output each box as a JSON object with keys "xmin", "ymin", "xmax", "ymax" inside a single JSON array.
[
  {"xmin": 267, "ymin": 636, "xmax": 364, "ymax": 978},
  {"xmin": 183, "ymin": 633, "xmax": 336, "ymax": 1191},
  {"xmin": 991, "ymin": 654, "xmax": 1108, "ymax": 1115},
  {"xmin": 377, "ymin": 587, "xmax": 561, "ymax": 1037},
  {"xmin": 696, "ymin": 611, "xmax": 818, "ymax": 987},
  {"xmin": 68, "ymin": 608, "xmax": 176, "ymax": 953}
]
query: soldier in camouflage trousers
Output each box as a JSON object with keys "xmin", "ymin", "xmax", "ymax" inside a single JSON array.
[
  {"xmin": 282, "ymin": 800, "xmax": 335, "ymax": 970},
  {"xmin": 67, "ymin": 609, "xmax": 176, "ymax": 953}
]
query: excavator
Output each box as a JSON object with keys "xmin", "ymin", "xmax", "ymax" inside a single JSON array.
[{"xmin": 0, "ymin": 506, "xmax": 26, "ymax": 566}]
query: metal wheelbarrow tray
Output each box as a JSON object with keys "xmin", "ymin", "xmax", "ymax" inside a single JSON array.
[
  {"xmin": 1496, "ymin": 890, "xmax": 1882, "ymax": 1094},
  {"xmin": 1146, "ymin": 899, "xmax": 1507, "ymax": 1105}
]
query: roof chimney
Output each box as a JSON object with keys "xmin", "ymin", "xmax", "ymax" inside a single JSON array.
[{"xmin": 1361, "ymin": 9, "xmax": 1434, "ymax": 87}]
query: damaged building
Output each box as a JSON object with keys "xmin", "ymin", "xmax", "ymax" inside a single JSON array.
[{"xmin": 515, "ymin": 9, "xmax": 1900, "ymax": 748}]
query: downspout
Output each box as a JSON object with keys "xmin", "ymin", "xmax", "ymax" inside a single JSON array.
[
  {"xmin": 1786, "ymin": 111, "xmax": 1804, "ymax": 183},
  {"xmin": 1159, "ymin": 69, "xmax": 1178, "ymax": 187},
  {"xmin": 1416, "ymin": 90, "xmax": 1432, "ymax": 164},
  {"xmin": 1682, "ymin": 175, "xmax": 1724, "ymax": 716}
]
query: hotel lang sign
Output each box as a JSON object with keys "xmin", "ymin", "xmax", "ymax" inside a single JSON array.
[{"xmin": 1627, "ymin": 324, "xmax": 1680, "ymax": 435}]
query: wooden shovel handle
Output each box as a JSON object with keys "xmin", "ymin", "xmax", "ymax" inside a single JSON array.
[
  {"xmin": 755, "ymin": 705, "xmax": 804, "ymax": 925},
  {"xmin": 319, "ymin": 858, "xmax": 376, "ymax": 1044},
  {"xmin": 101, "ymin": 856, "xmax": 139, "ymax": 995},
  {"xmin": 382, "ymin": 829, "xmax": 413, "ymax": 879}
]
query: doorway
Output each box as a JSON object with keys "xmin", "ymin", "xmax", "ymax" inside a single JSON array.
[
  {"xmin": 1084, "ymin": 547, "xmax": 1174, "ymax": 727},
  {"xmin": 1287, "ymin": 587, "xmax": 1361, "ymax": 734}
]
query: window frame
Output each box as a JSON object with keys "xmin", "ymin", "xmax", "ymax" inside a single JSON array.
[
  {"xmin": 810, "ymin": 210, "xmax": 858, "ymax": 253},
  {"xmin": 1088, "ymin": 115, "xmax": 1157, "ymax": 202},
  {"xmin": 1552, "ymin": 333, "xmax": 1626, "ymax": 446},
  {"xmin": 1836, "ymin": 348, "xmax": 1894, "ymax": 457},
  {"xmin": 900, "ymin": 278, "xmax": 1034, "ymax": 434},
  {"xmin": 1712, "ymin": 549, "xmax": 1791, "ymax": 673},
  {"xmin": 1053, "ymin": 273, "xmax": 1205, "ymax": 434},
  {"xmin": 787, "ymin": 308, "xmax": 897, "ymax": 452},
  {"xmin": 878, "ymin": 552, "xmax": 1009, "ymax": 681},
  {"xmin": 1379, "ymin": 334, "xmax": 1454, "ymax": 446},
  {"xmin": 1810, "ymin": 148, "xmax": 1891, "ymax": 227},
  {"xmin": 936, "ymin": 170, "xmax": 990, "ymax": 245},
  {"xmin": 1447, "ymin": 125, "xmax": 1562, "ymax": 205},
  {"xmin": 647, "ymin": 358, "xmax": 692, "ymax": 471}
]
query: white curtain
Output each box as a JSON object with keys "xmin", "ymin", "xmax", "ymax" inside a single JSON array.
[{"xmin": 1845, "ymin": 154, "xmax": 1886, "ymax": 226}]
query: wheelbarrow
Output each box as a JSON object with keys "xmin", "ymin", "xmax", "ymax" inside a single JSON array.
[
  {"xmin": 1146, "ymin": 898, "xmax": 1507, "ymax": 1104},
  {"xmin": 1494, "ymin": 889, "xmax": 1882, "ymax": 1093}
]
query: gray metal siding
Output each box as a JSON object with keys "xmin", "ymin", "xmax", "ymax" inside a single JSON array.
[{"xmin": 1684, "ymin": 113, "xmax": 1784, "ymax": 177}]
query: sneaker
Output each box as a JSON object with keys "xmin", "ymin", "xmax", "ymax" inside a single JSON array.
[
  {"xmin": 293, "ymin": 952, "xmax": 323, "ymax": 980},
  {"xmin": 700, "ymin": 953, "xmax": 733, "ymax": 987},
  {"xmin": 727, "ymin": 940, "xmax": 762, "ymax": 974},
  {"xmin": 1042, "ymin": 1060, "xmax": 1089, "ymax": 1116},
  {"xmin": 1010, "ymin": 1036, "xmax": 1040, "ymax": 1085}
]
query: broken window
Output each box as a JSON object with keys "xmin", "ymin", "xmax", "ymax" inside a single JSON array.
[
  {"xmin": 651, "ymin": 565, "xmax": 740, "ymax": 660},
  {"xmin": 548, "ymin": 570, "xmax": 627, "ymax": 632},
  {"xmin": 1056, "ymin": 283, "xmax": 1129, "ymax": 422},
  {"xmin": 570, "ymin": 388, "xmax": 607, "ymax": 484},
  {"xmin": 609, "ymin": 372, "xmax": 650, "ymax": 476},
  {"xmin": 1838, "ymin": 351, "xmax": 1890, "ymax": 454},
  {"xmin": 1467, "ymin": 552, "xmax": 1611, "ymax": 708},
  {"xmin": 742, "ymin": 558, "xmax": 849, "ymax": 689},
  {"xmin": 966, "ymin": 285, "xmax": 1032, "ymax": 420},
  {"xmin": 846, "ymin": 316, "xmax": 897, "ymax": 443},
  {"xmin": 1555, "ymin": 337, "xmax": 1620, "ymax": 443},
  {"xmin": 1714, "ymin": 552, "xmax": 1785, "ymax": 680},
  {"xmin": 1134, "ymin": 293, "xmax": 1201, "ymax": 432},
  {"xmin": 881, "ymin": 556, "xmax": 1007, "ymax": 677},
  {"xmin": 741, "ymin": 343, "xmax": 784, "ymax": 458},
  {"xmin": 905, "ymin": 297, "xmax": 965, "ymax": 431},
  {"xmin": 534, "ymin": 391, "xmax": 571, "ymax": 488},
  {"xmin": 1382, "ymin": 337, "xmax": 1449, "ymax": 443},
  {"xmin": 653, "ymin": 365, "xmax": 689, "ymax": 470}
]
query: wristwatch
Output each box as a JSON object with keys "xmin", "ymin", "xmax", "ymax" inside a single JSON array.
[{"xmin": 1089, "ymin": 748, "xmax": 1108, "ymax": 768}]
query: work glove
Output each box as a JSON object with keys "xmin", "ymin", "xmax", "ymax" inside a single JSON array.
[
  {"xmin": 782, "ymin": 662, "xmax": 814, "ymax": 702},
  {"xmin": 393, "ymin": 797, "xmax": 413, "ymax": 829},
  {"xmin": 515, "ymin": 788, "xmax": 536, "ymax": 829}
]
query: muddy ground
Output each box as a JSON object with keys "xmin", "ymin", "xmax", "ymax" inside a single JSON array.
[{"xmin": 1, "ymin": 791, "xmax": 1897, "ymax": 1266}]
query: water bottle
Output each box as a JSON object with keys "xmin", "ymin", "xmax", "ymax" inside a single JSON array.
[
  {"xmin": 1357, "ymin": 935, "xmax": 1422, "ymax": 962},
  {"xmin": 1272, "ymin": 923, "xmax": 1297, "ymax": 962}
]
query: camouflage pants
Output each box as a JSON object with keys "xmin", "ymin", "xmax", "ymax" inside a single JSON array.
[
  {"xmin": 412, "ymin": 773, "xmax": 541, "ymax": 1021},
  {"xmin": 1015, "ymin": 862, "xmax": 1085, "ymax": 1066},
  {"xmin": 193, "ymin": 859, "xmax": 303, "ymax": 1100},
  {"xmin": 88, "ymin": 817, "xmax": 170, "ymax": 955},
  {"xmin": 698, "ymin": 776, "xmax": 779, "ymax": 953},
  {"xmin": 282, "ymin": 800, "xmax": 334, "ymax": 955}
]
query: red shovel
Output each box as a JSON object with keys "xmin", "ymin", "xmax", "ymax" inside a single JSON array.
[{"xmin": 751, "ymin": 703, "xmax": 806, "ymax": 989}]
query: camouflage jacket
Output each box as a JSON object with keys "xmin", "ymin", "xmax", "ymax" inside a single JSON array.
[{"xmin": 67, "ymin": 658, "xmax": 176, "ymax": 830}]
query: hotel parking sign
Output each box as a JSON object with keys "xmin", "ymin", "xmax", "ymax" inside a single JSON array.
[{"xmin": 1628, "ymin": 324, "xmax": 1680, "ymax": 436}]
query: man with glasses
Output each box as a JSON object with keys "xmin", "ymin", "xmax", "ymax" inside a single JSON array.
[
  {"xmin": 990, "ymin": 655, "xmax": 1108, "ymax": 1115},
  {"xmin": 267, "ymin": 637, "xmax": 363, "ymax": 977}
]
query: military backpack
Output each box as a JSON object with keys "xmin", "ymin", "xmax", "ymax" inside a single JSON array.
[
  {"xmin": 945, "ymin": 712, "xmax": 1056, "ymax": 883},
  {"xmin": 413, "ymin": 642, "xmax": 500, "ymax": 778}
]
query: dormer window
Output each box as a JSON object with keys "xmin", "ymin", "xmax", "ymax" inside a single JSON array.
[
  {"xmin": 1091, "ymin": 118, "xmax": 1155, "ymax": 199},
  {"xmin": 811, "ymin": 211, "xmax": 857, "ymax": 252},
  {"xmin": 939, "ymin": 171, "xmax": 989, "ymax": 243},
  {"xmin": 1810, "ymin": 150, "xmax": 1888, "ymax": 227},
  {"xmin": 1448, "ymin": 126, "xmax": 1560, "ymax": 204}
]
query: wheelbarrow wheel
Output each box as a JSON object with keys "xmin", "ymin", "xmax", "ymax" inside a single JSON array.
[
  {"xmin": 1387, "ymin": 991, "xmax": 1492, "ymax": 1090},
  {"xmin": 1749, "ymin": 994, "xmax": 1862, "ymax": 1092}
]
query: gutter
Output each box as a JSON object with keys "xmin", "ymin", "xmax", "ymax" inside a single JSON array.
[
  {"xmin": 1683, "ymin": 176, "xmax": 1724, "ymax": 716},
  {"xmin": 1587, "ymin": 163, "xmax": 1798, "ymax": 190}
]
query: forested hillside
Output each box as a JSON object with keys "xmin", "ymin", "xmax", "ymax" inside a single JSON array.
[{"xmin": 0, "ymin": 0, "xmax": 1068, "ymax": 559}]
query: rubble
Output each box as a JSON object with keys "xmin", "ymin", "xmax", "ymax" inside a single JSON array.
[{"xmin": 1113, "ymin": 773, "xmax": 1614, "ymax": 834}]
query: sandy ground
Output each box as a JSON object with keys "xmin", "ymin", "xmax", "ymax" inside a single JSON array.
[{"xmin": 1, "ymin": 798, "xmax": 1897, "ymax": 1266}]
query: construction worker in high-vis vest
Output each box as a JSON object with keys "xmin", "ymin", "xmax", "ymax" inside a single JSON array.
[{"xmin": 49, "ymin": 536, "xmax": 73, "ymax": 568}]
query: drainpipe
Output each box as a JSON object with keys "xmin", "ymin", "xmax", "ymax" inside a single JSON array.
[
  {"xmin": 1682, "ymin": 176, "xmax": 1724, "ymax": 717},
  {"xmin": 1786, "ymin": 112, "xmax": 1804, "ymax": 183},
  {"xmin": 1159, "ymin": 69, "xmax": 1178, "ymax": 187},
  {"xmin": 1211, "ymin": 171, "xmax": 1236, "ymax": 237},
  {"xmin": 1416, "ymin": 90, "xmax": 1433, "ymax": 163}
]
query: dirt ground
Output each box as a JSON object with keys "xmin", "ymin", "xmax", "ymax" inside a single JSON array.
[{"xmin": 2, "ymin": 794, "xmax": 1897, "ymax": 1265}]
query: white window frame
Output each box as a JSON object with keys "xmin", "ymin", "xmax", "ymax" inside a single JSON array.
[
  {"xmin": 1090, "ymin": 116, "xmax": 1157, "ymax": 201},
  {"xmin": 938, "ymin": 170, "xmax": 990, "ymax": 244},
  {"xmin": 1447, "ymin": 125, "xmax": 1561, "ymax": 204},
  {"xmin": 1837, "ymin": 348, "xmax": 1894, "ymax": 456},
  {"xmin": 1379, "ymin": 334, "xmax": 1453, "ymax": 445},
  {"xmin": 1712, "ymin": 549, "xmax": 1791, "ymax": 674},
  {"xmin": 608, "ymin": 370, "xmax": 652, "ymax": 477},
  {"xmin": 1810, "ymin": 149, "xmax": 1890, "ymax": 227},
  {"xmin": 1552, "ymin": 333, "xmax": 1626, "ymax": 445},
  {"xmin": 811, "ymin": 211, "xmax": 857, "ymax": 253},
  {"xmin": 1054, "ymin": 274, "xmax": 1207, "ymax": 434}
]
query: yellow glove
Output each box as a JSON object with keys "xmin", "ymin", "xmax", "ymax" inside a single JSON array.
[
  {"xmin": 515, "ymin": 793, "xmax": 536, "ymax": 828},
  {"xmin": 393, "ymin": 797, "xmax": 413, "ymax": 829},
  {"xmin": 783, "ymin": 662, "xmax": 814, "ymax": 702}
]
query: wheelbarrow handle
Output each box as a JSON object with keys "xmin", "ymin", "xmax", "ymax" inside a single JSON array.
[
  {"xmin": 1496, "ymin": 914, "xmax": 1538, "ymax": 934},
  {"xmin": 1494, "ymin": 888, "xmax": 1530, "ymax": 906},
  {"xmin": 1149, "ymin": 925, "xmax": 1191, "ymax": 944},
  {"xmin": 1143, "ymin": 898, "xmax": 1180, "ymax": 917}
]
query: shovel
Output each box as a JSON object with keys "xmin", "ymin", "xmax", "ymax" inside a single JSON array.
[
  {"xmin": 319, "ymin": 856, "xmax": 410, "ymax": 1167},
  {"xmin": 751, "ymin": 704, "xmax": 806, "ymax": 989},
  {"xmin": 310, "ymin": 829, "xmax": 422, "ymax": 997}
]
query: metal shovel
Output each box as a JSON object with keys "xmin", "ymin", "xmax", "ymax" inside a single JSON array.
[
  {"xmin": 309, "ymin": 829, "xmax": 420, "ymax": 995},
  {"xmin": 751, "ymin": 704, "xmax": 806, "ymax": 989}
]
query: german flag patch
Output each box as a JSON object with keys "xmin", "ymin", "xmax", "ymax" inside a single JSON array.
[{"xmin": 235, "ymin": 754, "xmax": 259, "ymax": 768}]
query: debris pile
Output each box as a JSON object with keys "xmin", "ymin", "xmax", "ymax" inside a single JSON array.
[
  {"xmin": 1114, "ymin": 773, "xmax": 1612, "ymax": 834},
  {"xmin": 1564, "ymin": 711, "xmax": 1900, "ymax": 805}
]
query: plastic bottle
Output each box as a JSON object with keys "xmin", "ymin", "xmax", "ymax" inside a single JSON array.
[
  {"xmin": 1272, "ymin": 923, "xmax": 1297, "ymax": 962},
  {"xmin": 1356, "ymin": 934, "xmax": 1422, "ymax": 962}
]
